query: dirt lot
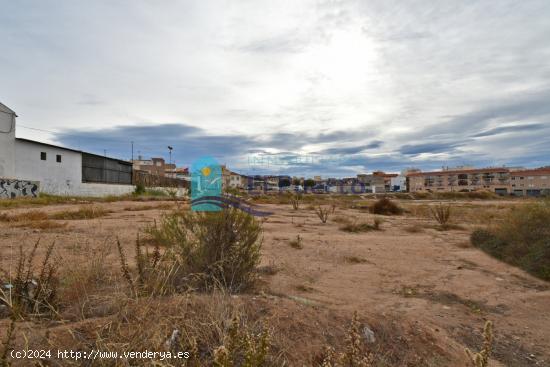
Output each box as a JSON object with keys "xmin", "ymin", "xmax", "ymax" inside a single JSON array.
[{"xmin": 1, "ymin": 198, "xmax": 549, "ymax": 366}]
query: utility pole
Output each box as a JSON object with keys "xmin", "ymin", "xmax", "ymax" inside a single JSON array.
[
  {"xmin": 131, "ymin": 141, "xmax": 134, "ymax": 161},
  {"xmin": 168, "ymin": 146, "xmax": 173, "ymax": 165}
]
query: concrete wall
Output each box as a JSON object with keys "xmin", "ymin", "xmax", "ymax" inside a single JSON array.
[
  {"xmin": 70, "ymin": 183, "xmax": 136, "ymax": 197},
  {"xmin": 0, "ymin": 178, "xmax": 40, "ymax": 198},
  {"xmin": 14, "ymin": 140, "xmax": 82, "ymax": 195},
  {"xmin": 0, "ymin": 104, "xmax": 16, "ymax": 178}
]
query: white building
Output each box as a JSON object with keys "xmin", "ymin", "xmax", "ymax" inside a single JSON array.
[
  {"xmin": 0, "ymin": 102, "xmax": 135, "ymax": 198},
  {"xmin": 390, "ymin": 175, "xmax": 407, "ymax": 192}
]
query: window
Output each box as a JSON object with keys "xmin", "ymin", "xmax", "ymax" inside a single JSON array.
[
  {"xmin": 40, "ymin": 152, "xmax": 47, "ymax": 160},
  {"xmin": 56, "ymin": 154, "xmax": 62, "ymax": 163}
]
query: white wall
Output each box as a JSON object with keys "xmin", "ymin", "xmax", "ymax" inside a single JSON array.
[
  {"xmin": 14, "ymin": 140, "xmax": 82, "ymax": 195},
  {"xmin": 0, "ymin": 104, "xmax": 16, "ymax": 178}
]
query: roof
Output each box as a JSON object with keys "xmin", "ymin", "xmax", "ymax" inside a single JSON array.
[
  {"xmin": 0, "ymin": 102, "xmax": 17, "ymax": 116},
  {"xmin": 16, "ymin": 138, "xmax": 82, "ymax": 154},
  {"xmin": 16, "ymin": 138, "xmax": 131, "ymax": 165},
  {"xmin": 407, "ymin": 167, "xmax": 510, "ymax": 177},
  {"xmin": 511, "ymin": 168, "xmax": 550, "ymax": 176}
]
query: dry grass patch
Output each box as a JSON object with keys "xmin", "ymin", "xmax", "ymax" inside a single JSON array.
[
  {"xmin": 123, "ymin": 203, "xmax": 174, "ymax": 211},
  {"xmin": 50, "ymin": 206, "xmax": 111, "ymax": 220},
  {"xmin": 403, "ymin": 224, "xmax": 424, "ymax": 233},
  {"xmin": 340, "ymin": 218, "xmax": 382, "ymax": 233}
]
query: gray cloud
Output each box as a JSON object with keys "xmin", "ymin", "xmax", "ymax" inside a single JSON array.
[{"xmin": 471, "ymin": 123, "xmax": 547, "ymax": 138}]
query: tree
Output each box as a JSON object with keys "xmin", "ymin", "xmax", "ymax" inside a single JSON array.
[{"xmin": 304, "ymin": 179, "xmax": 315, "ymax": 188}]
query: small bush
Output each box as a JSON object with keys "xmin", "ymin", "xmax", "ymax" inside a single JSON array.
[
  {"xmin": 289, "ymin": 235, "xmax": 303, "ymax": 249},
  {"xmin": 315, "ymin": 206, "xmax": 331, "ymax": 223},
  {"xmin": 145, "ymin": 208, "xmax": 263, "ymax": 293},
  {"xmin": 370, "ymin": 198, "xmax": 403, "ymax": 216},
  {"xmin": 430, "ymin": 203, "xmax": 452, "ymax": 228},
  {"xmin": 470, "ymin": 201, "xmax": 550, "ymax": 280}
]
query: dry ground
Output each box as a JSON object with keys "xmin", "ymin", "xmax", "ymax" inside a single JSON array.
[{"xmin": 0, "ymin": 198, "xmax": 549, "ymax": 366}]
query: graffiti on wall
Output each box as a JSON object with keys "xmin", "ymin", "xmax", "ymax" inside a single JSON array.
[{"xmin": 0, "ymin": 179, "xmax": 39, "ymax": 198}]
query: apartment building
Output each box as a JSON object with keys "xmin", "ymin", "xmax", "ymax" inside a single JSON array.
[
  {"xmin": 407, "ymin": 167, "xmax": 511, "ymax": 194},
  {"xmin": 407, "ymin": 167, "xmax": 550, "ymax": 196},
  {"xmin": 510, "ymin": 168, "xmax": 550, "ymax": 196}
]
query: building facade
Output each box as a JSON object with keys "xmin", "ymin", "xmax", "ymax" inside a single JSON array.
[
  {"xmin": 0, "ymin": 102, "xmax": 135, "ymax": 197},
  {"xmin": 510, "ymin": 168, "xmax": 550, "ymax": 196},
  {"xmin": 407, "ymin": 167, "xmax": 550, "ymax": 196}
]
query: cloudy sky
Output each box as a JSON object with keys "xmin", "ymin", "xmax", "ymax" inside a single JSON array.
[{"xmin": 1, "ymin": 0, "xmax": 549, "ymax": 176}]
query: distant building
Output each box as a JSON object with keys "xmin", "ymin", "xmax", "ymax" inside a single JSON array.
[
  {"xmin": 131, "ymin": 157, "xmax": 175, "ymax": 177},
  {"xmin": 510, "ymin": 168, "xmax": 550, "ymax": 196}
]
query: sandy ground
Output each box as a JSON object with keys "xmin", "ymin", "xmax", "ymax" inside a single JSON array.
[{"xmin": 0, "ymin": 199, "xmax": 549, "ymax": 366}]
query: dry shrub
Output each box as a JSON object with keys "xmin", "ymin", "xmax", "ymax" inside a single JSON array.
[
  {"xmin": 288, "ymin": 235, "xmax": 303, "ymax": 249},
  {"xmin": 144, "ymin": 208, "xmax": 262, "ymax": 293},
  {"xmin": 370, "ymin": 198, "xmax": 403, "ymax": 216},
  {"xmin": 0, "ymin": 240, "xmax": 59, "ymax": 318},
  {"xmin": 50, "ymin": 206, "xmax": 110, "ymax": 220},
  {"xmin": 470, "ymin": 200, "xmax": 550, "ymax": 280},
  {"xmin": 315, "ymin": 206, "xmax": 331, "ymax": 223},
  {"xmin": 430, "ymin": 203, "xmax": 452, "ymax": 228}
]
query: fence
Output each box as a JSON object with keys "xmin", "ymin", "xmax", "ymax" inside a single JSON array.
[
  {"xmin": 132, "ymin": 170, "xmax": 188, "ymax": 188},
  {"xmin": 82, "ymin": 153, "xmax": 132, "ymax": 185}
]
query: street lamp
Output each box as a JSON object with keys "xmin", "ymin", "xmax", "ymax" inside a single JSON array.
[{"xmin": 168, "ymin": 146, "xmax": 173, "ymax": 165}]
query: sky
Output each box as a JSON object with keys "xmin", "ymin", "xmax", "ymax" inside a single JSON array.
[{"xmin": 1, "ymin": 0, "xmax": 550, "ymax": 177}]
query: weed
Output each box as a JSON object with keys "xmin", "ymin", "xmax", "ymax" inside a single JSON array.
[
  {"xmin": 319, "ymin": 312, "xmax": 374, "ymax": 366},
  {"xmin": 289, "ymin": 235, "xmax": 303, "ymax": 249},
  {"xmin": 430, "ymin": 203, "xmax": 452, "ymax": 228},
  {"xmin": 0, "ymin": 240, "xmax": 59, "ymax": 318},
  {"xmin": 370, "ymin": 198, "xmax": 403, "ymax": 216},
  {"xmin": 134, "ymin": 183, "xmax": 146, "ymax": 196},
  {"xmin": 465, "ymin": 321, "xmax": 493, "ymax": 367},
  {"xmin": 291, "ymin": 193, "xmax": 302, "ymax": 210},
  {"xmin": 315, "ymin": 205, "xmax": 331, "ymax": 223}
]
